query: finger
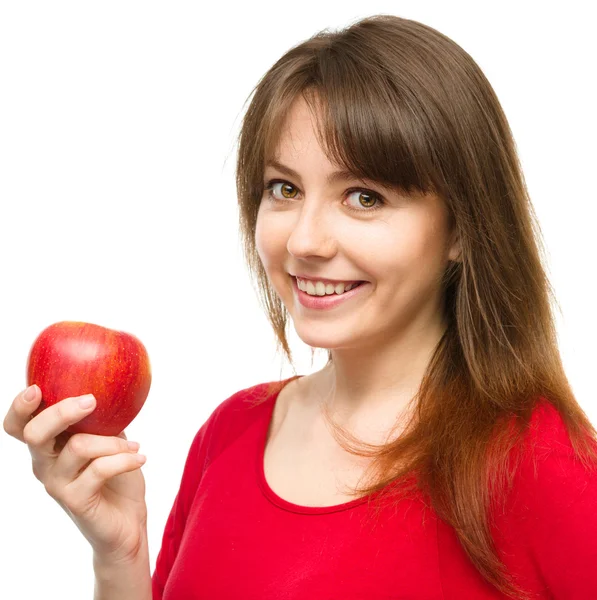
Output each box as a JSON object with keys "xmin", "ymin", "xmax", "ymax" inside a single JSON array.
[
  {"xmin": 65, "ymin": 452, "xmax": 147, "ymax": 511},
  {"xmin": 3, "ymin": 385, "xmax": 42, "ymax": 443},
  {"xmin": 53, "ymin": 433, "xmax": 140, "ymax": 483},
  {"xmin": 52, "ymin": 422, "xmax": 126, "ymax": 461},
  {"xmin": 23, "ymin": 393, "xmax": 97, "ymax": 468}
]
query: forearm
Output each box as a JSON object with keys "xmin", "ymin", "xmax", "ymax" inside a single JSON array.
[{"xmin": 93, "ymin": 538, "xmax": 152, "ymax": 600}]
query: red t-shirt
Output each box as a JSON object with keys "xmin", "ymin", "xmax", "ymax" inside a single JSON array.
[{"xmin": 152, "ymin": 375, "xmax": 597, "ymax": 599}]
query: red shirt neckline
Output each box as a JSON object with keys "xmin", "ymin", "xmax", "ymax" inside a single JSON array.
[{"xmin": 256, "ymin": 374, "xmax": 384, "ymax": 515}]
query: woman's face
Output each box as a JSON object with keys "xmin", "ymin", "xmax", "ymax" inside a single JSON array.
[{"xmin": 255, "ymin": 95, "xmax": 459, "ymax": 354}]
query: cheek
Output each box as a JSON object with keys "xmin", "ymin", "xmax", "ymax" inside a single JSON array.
[
  {"xmin": 367, "ymin": 219, "xmax": 446, "ymax": 278},
  {"xmin": 255, "ymin": 211, "xmax": 285, "ymax": 270}
]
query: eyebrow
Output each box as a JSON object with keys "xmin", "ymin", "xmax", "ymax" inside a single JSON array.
[{"xmin": 265, "ymin": 159, "xmax": 369, "ymax": 187}]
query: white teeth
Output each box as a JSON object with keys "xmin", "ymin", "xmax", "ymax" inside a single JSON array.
[{"xmin": 297, "ymin": 278, "xmax": 360, "ymax": 296}]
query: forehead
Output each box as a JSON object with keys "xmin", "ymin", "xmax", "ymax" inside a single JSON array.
[
  {"xmin": 265, "ymin": 98, "xmax": 362, "ymax": 183},
  {"xmin": 265, "ymin": 157, "xmax": 360, "ymax": 187},
  {"xmin": 268, "ymin": 95, "xmax": 326, "ymax": 156}
]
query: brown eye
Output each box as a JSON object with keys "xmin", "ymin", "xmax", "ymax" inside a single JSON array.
[
  {"xmin": 345, "ymin": 189, "xmax": 381, "ymax": 210},
  {"xmin": 264, "ymin": 178, "xmax": 386, "ymax": 214},
  {"xmin": 264, "ymin": 180, "xmax": 299, "ymax": 201},
  {"xmin": 279, "ymin": 182, "xmax": 298, "ymax": 199}
]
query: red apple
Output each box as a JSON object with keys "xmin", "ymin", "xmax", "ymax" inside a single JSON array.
[{"xmin": 26, "ymin": 321, "xmax": 151, "ymax": 436}]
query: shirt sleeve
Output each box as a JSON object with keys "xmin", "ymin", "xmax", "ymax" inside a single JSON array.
[
  {"xmin": 502, "ymin": 406, "xmax": 597, "ymax": 598},
  {"xmin": 151, "ymin": 412, "xmax": 217, "ymax": 599}
]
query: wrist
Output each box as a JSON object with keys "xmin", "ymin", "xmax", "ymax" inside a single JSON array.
[
  {"xmin": 93, "ymin": 524, "xmax": 149, "ymax": 568},
  {"xmin": 93, "ymin": 540, "xmax": 151, "ymax": 600}
]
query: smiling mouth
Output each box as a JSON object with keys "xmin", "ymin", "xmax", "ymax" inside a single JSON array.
[
  {"xmin": 290, "ymin": 275, "xmax": 369, "ymax": 310},
  {"xmin": 292, "ymin": 275, "xmax": 365, "ymax": 295}
]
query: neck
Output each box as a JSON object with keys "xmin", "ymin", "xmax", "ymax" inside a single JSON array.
[{"xmin": 320, "ymin": 317, "xmax": 448, "ymax": 428}]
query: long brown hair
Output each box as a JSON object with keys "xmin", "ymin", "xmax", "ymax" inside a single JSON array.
[{"xmin": 235, "ymin": 14, "xmax": 597, "ymax": 599}]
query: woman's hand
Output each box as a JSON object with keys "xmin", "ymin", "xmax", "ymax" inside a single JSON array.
[{"xmin": 3, "ymin": 384, "xmax": 148, "ymax": 564}]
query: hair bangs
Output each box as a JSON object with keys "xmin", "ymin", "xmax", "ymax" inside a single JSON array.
[{"xmin": 261, "ymin": 69, "xmax": 441, "ymax": 200}]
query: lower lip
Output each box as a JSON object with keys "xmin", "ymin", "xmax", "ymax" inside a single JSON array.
[{"xmin": 291, "ymin": 276, "xmax": 369, "ymax": 310}]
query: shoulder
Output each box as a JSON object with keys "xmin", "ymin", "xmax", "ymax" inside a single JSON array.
[
  {"xmin": 493, "ymin": 399, "xmax": 597, "ymax": 594},
  {"xmin": 525, "ymin": 397, "xmax": 583, "ymax": 453},
  {"xmin": 496, "ymin": 399, "xmax": 597, "ymax": 537},
  {"xmin": 488, "ymin": 398, "xmax": 597, "ymax": 528},
  {"xmin": 514, "ymin": 398, "xmax": 597, "ymax": 483},
  {"xmin": 195, "ymin": 378, "xmax": 283, "ymax": 437},
  {"xmin": 510, "ymin": 398, "xmax": 597, "ymax": 495},
  {"xmin": 212, "ymin": 376, "xmax": 300, "ymax": 423},
  {"xmin": 186, "ymin": 377, "xmax": 298, "ymax": 466}
]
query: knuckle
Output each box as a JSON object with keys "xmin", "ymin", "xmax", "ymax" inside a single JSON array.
[
  {"xmin": 68, "ymin": 434, "xmax": 89, "ymax": 457},
  {"xmin": 55, "ymin": 401, "xmax": 71, "ymax": 423},
  {"xmin": 3, "ymin": 417, "xmax": 17, "ymax": 437},
  {"xmin": 22, "ymin": 423, "xmax": 41, "ymax": 447},
  {"xmin": 88, "ymin": 457, "xmax": 105, "ymax": 479}
]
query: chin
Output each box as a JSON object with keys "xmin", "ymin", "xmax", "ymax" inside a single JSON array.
[{"xmin": 292, "ymin": 321, "xmax": 359, "ymax": 347}]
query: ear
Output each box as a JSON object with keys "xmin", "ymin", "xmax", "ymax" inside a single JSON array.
[{"xmin": 447, "ymin": 227, "xmax": 461, "ymax": 262}]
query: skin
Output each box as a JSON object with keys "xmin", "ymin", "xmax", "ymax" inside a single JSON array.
[{"xmin": 255, "ymin": 95, "xmax": 460, "ymax": 436}]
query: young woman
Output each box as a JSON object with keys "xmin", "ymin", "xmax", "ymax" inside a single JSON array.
[{"xmin": 4, "ymin": 14, "xmax": 597, "ymax": 600}]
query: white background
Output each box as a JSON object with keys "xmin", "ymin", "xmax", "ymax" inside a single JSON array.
[{"xmin": 1, "ymin": 1, "xmax": 595, "ymax": 598}]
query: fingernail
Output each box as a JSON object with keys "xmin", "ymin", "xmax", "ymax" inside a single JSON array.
[
  {"xmin": 127, "ymin": 441, "xmax": 140, "ymax": 451},
  {"xmin": 78, "ymin": 395, "xmax": 95, "ymax": 409},
  {"xmin": 24, "ymin": 385, "xmax": 37, "ymax": 402}
]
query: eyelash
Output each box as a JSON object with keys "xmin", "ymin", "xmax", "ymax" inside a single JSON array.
[{"xmin": 263, "ymin": 179, "xmax": 386, "ymax": 214}]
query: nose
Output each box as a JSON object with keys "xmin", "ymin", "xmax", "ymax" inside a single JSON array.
[{"xmin": 286, "ymin": 202, "xmax": 336, "ymax": 261}]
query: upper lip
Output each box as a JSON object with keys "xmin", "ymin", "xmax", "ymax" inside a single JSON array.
[{"xmin": 291, "ymin": 273, "xmax": 366, "ymax": 284}]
